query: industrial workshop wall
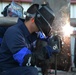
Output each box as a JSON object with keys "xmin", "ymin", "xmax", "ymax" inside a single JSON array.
[{"xmin": 71, "ymin": 4, "xmax": 76, "ymax": 18}]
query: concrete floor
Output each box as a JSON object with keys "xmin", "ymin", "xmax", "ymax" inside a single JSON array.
[
  {"xmin": 37, "ymin": 67, "xmax": 76, "ymax": 75},
  {"xmin": 38, "ymin": 70, "xmax": 76, "ymax": 75},
  {"xmin": 51, "ymin": 71, "xmax": 76, "ymax": 75}
]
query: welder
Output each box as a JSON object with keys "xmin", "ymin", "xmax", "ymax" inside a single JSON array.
[{"xmin": 0, "ymin": 3, "xmax": 58, "ymax": 75}]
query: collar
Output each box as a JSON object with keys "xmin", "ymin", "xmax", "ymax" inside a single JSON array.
[{"xmin": 17, "ymin": 18, "xmax": 30, "ymax": 37}]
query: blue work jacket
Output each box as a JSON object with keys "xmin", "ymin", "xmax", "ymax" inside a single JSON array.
[{"xmin": 0, "ymin": 18, "xmax": 37, "ymax": 71}]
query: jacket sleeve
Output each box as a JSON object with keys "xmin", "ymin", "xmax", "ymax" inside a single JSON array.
[{"xmin": 4, "ymin": 27, "xmax": 31, "ymax": 66}]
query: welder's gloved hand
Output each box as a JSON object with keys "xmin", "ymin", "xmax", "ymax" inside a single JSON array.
[
  {"xmin": 44, "ymin": 45, "xmax": 60, "ymax": 57},
  {"xmin": 22, "ymin": 38, "xmax": 60, "ymax": 67},
  {"xmin": 22, "ymin": 47, "xmax": 59, "ymax": 67},
  {"xmin": 22, "ymin": 48, "xmax": 48, "ymax": 66},
  {"xmin": 47, "ymin": 35, "xmax": 61, "ymax": 55}
]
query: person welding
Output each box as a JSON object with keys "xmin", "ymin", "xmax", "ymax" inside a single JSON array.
[{"xmin": 0, "ymin": 3, "xmax": 59, "ymax": 75}]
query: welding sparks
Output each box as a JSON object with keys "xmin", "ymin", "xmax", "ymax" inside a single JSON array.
[{"xmin": 62, "ymin": 24, "xmax": 73, "ymax": 37}]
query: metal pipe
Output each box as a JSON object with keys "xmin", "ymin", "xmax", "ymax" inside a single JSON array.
[{"xmin": 0, "ymin": 17, "xmax": 18, "ymax": 27}]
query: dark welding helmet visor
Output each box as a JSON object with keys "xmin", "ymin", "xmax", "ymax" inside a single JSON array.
[{"xmin": 35, "ymin": 4, "xmax": 55, "ymax": 36}]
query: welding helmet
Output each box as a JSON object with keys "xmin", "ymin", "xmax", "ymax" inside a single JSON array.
[
  {"xmin": 25, "ymin": 4, "xmax": 55, "ymax": 36},
  {"xmin": 1, "ymin": 4, "xmax": 11, "ymax": 17}
]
